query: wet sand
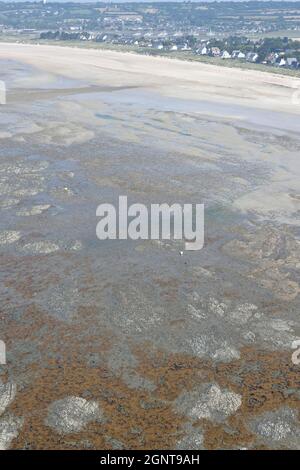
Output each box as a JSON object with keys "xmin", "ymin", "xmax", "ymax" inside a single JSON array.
[
  {"xmin": 1, "ymin": 42, "xmax": 300, "ymax": 114},
  {"xmin": 0, "ymin": 45, "xmax": 299, "ymax": 450}
]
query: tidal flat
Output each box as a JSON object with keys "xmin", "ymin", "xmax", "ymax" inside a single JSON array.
[{"xmin": 0, "ymin": 45, "xmax": 299, "ymax": 450}]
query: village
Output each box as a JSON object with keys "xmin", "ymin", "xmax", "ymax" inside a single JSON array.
[
  {"xmin": 1, "ymin": 2, "xmax": 300, "ymax": 71},
  {"xmin": 39, "ymin": 29, "xmax": 300, "ymax": 69}
]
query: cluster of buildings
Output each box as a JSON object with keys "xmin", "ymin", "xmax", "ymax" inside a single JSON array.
[
  {"xmin": 39, "ymin": 29, "xmax": 300, "ymax": 70},
  {"xmin": 2, "ymin": 2, "xmax": 300, "ymax": 72},
  {"xmin": 193, "ymin": 44, "xmax": 259, "ymax": 63},
  {"xmin": 194, "ymin": 43, "xmax": 299, "ymax": 67},
  {"xmin": 263, "ymin": 52, "xmax": 299, "ymax": 68}
]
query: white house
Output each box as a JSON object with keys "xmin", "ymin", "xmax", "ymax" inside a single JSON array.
[
  {"xmin": 231, "ymin": 50, "xmax": 245, "ymax": 59},
  {"xmin": 278, "ymin": 58, "xmax": 286, "ymax": 67},
  {"xmin": 221, "ymin": 50, "xmax": 231, "ymax": 59},
  {"xmin": 231, "ymin": 50, "xmax": 240, "ymax": 59},
  {"xmin": 181, "ymin": 44, "xmax": 191, "ymax": 51},
  {"xmin": 286, "ymin": 57, "xmax": 298, "ymax": 67},
  {"xmin": 246, "ymin": 52, "xmax": 258, "ymax": 63}
]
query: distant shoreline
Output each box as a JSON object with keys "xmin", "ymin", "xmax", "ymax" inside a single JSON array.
[
  {"xmin": 1, "ymin": 35, "xmax": 300, "ymax": 79},
  {"xmin": 1, "ymin": 41, "xmax": 300, "ymax": 118}
]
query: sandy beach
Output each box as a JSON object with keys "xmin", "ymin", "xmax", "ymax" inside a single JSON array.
[
  {"xmin": 0, "ymin": 43, "xmax": 299, "ymax": 450},
  {"xmin": 1, "ymin": 42, "xmax": 300, "ymax": 114}
]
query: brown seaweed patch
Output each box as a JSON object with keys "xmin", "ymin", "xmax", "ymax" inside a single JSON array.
[
  {"xmin": 1, "ymin": 306, "xmax": 299, "ymax": 450},
  {"xmin": 9, "ymin": 361, "xmax": 185, "ymax": 450},
  {"xmin": 133, "ymin": 344, "xmax": 299, "ymax": 449}
]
